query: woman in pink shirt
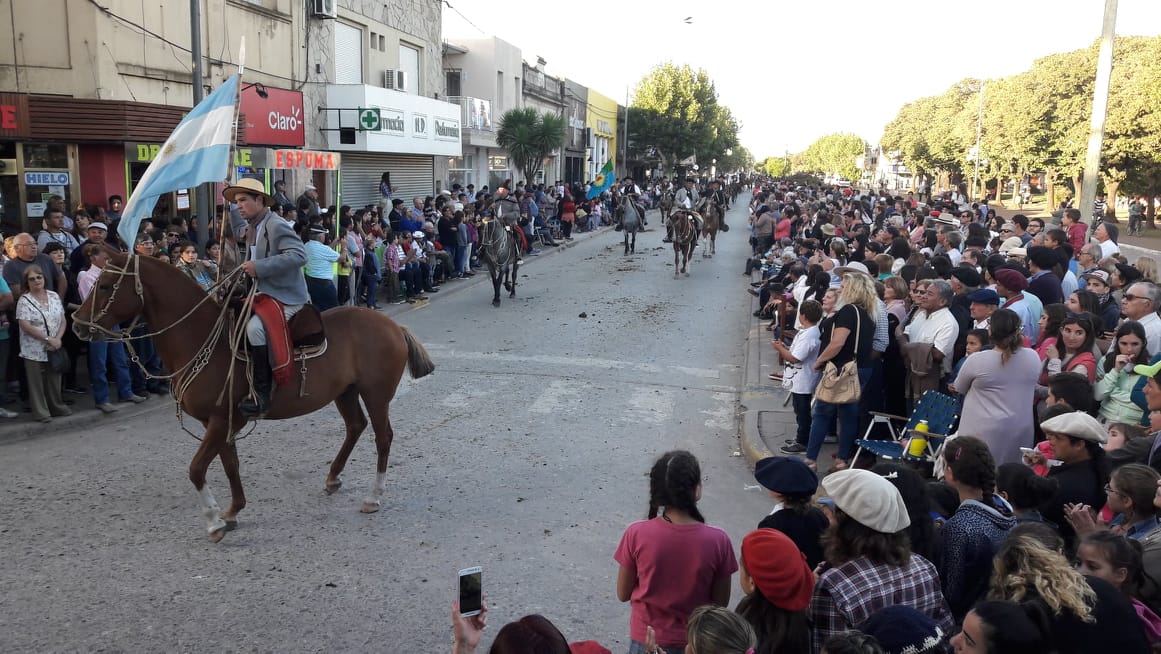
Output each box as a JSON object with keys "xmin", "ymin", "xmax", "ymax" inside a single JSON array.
[{"xmin": 615, "ymin": 450, "xmax": 738, "ymax": 654}]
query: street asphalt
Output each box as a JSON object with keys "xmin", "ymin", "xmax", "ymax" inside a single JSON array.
[{"xmin": 0, "ymin": 199, "xmax": 775, "ymax": 652}]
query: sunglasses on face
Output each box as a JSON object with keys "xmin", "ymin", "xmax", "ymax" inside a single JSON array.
[{"xmin": 26, "ymin": 275, "xmax": 43, "ymax": 281}]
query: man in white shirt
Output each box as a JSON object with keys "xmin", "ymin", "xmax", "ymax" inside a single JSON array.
[
  {"xmin": 1094, "ymin": 222, "xmax": 1120, "ymax": 259},
  {"xmin": 903, "ymin": 279, "xmax": 960, "ymax": 376},
  {"xmin": 1122, "ymin": 282, "xmax": 1161, "ymax": 356}
]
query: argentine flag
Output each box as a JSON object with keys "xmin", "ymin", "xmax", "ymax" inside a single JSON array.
[
  {"xmin": 117, "ymin": 74, "xmax": 240, "ymax": 246},
  {"xmin": 586, "ymin": 159, "xmax": 615, "ymax": 199}
]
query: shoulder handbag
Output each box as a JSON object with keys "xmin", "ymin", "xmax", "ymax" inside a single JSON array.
[
  {"xmin": 814, "ymin": 308, "xmax": 862, "ymax": 404},
  {"xmin": 24, "ymin": 295, "xmax": 70, "ymax": 374}
]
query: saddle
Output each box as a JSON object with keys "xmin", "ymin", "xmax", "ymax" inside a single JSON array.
[{"xmin": 241, "ymin": 297, "xmax": 328, "ymax": 372}]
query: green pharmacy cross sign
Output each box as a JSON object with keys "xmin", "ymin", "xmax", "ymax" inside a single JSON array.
[{"xmin": 358, "ymin": 107, "xmax": 381, "ymax": 131}]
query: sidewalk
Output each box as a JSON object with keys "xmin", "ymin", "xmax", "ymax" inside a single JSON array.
[
  {"xmin": 0, "ymin": 218, "xmax": 623, "ymax": 445},
  {"xmin": 737, "ymin": 274, "xmax": 838, "ymax": 470}
]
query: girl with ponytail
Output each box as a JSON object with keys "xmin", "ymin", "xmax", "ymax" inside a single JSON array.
[
  {"xmin": 1077, "ymin": 531, "xmax": 1161, "ymax": 644},
  {"xmin": 940, "ymin": 436, "xmax": 1016, "ymax": 620},
  {"xmin": 615, "ymin": 450, "xmax": 738, "ymax": 654}
]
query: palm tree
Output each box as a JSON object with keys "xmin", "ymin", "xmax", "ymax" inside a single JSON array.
[{"xmin": 495, "ymin": 107, "xmax": 566, "ymax": 186}]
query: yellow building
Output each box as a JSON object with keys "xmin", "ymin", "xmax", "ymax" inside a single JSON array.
[{"xmin": 585, "ymin": 89, "xmax": 618, "ymax": 182}]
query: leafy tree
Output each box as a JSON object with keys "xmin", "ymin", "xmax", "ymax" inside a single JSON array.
[
  {"xmin": 495, "ymin": 107, "xmax": 566, "ymax": 185},
  {"xmin": 800, "ymin": 133, "xmax": 866, "ymax": 182},
  {"xmin": 628, "ymin": 63, "xmax": 738, "ymax": 174},
  {"xmin": 758, "ymin": 156, "xmax": 789, "ymax": 177}
]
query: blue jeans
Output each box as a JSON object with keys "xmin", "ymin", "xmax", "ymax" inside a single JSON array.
[
  {"xmin": 806, "ymin": 367, "xmax": 872, "ymax": 462},
  {"xmin": 89, "ymin": 339, "xmax": 133, "ymax": 404},
  {"xmin": 128, "ymin": 326, "xmax": 164, "ymax": 393}
]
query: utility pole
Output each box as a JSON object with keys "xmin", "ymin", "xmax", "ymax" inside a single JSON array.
[
  {"xmin": 190, "ymin": 0, "xmax": 211, "ymax": 254},
  {"xmin": 1080, "ymin": 0, "xmax": 1118, "ymax": 227},
  {"xmin": 622, "ymin": 86, "xmax": 630, "ymax": 179},
  {"xmin": 972, "ymin": 81, "xmax": 984, "ymax": 201}
]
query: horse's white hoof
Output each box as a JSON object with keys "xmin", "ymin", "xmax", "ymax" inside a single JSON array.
[
  {"xmin": 361, "ymin": 499, "xmax": 381, "ymax": 514},
  {"xmin": 207, "ymin": 516, "xmax": 229, "ymax": 542},
  {"xmin": 325, "ymin": 478, "xmax": 342, "ymax": 495}
]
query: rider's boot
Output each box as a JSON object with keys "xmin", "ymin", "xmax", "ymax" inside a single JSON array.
[{"xmin": 239, "ymin": 345, "xmax": 272, "ymax": 417}]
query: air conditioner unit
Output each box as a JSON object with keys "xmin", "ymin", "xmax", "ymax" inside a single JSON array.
[
  {"xmin": 383, "ymin": 70, "xmax": 408, "ymax": 92},
  {"xmin": 311, "ymin": 0, "xmax": 336, "ymax": 19}
]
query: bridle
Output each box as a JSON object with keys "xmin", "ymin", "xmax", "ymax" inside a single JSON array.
[{"xmin": 74, "ymin": 253, "xmax": 241, "ymax": 341}]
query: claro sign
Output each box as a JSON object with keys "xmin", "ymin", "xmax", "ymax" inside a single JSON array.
[{"xmin": 241, "ymin": 85, "xmax": 306, "ymax": 147}]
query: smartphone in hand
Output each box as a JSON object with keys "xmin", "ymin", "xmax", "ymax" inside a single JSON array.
[{"xmin": 458, "ymin": 567, "xmax": 483, "ymax": 617}]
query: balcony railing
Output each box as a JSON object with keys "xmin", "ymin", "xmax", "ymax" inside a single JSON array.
[{"xmin": 445, "ymin": 96, "xmax": 494, "ymax": 131}]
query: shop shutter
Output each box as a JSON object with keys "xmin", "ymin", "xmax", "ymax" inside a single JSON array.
[
  {"xmin": 340, "ymin": 153, "xmax": 434, "ymax": 208},
  {"xmin": 334, "ymin": 23, "xmax": 364, "ymax": 84}
]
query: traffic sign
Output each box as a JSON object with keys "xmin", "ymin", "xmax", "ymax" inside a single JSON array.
[
  {"xmin": 358, "ymin": 107, "xmax": 381, "ymax": 131},
  {"xmin": 25, "ymin": 171, "xmax": 69, "ymax": 186}
]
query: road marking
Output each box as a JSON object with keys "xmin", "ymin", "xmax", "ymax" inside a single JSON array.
[
  {"xmin": 701, "ymin": 392, "xmax": 736, "ymax": 430},
  {"xmin": 624, "ymin": 387, "xmax": 677, "ymax": 424},
  {"xmin": 530, "ymin": 379, "xmax": 583, "ymax": 414}
]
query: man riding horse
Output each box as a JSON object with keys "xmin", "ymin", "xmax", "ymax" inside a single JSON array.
[
  {"xmin": 493, "ymin": 186, "xmax": 528, "ymax": 260},
  {"xmin": 703, "ymin": 178, "xmax": 729, "ymax": 231},
  {"xmin": 671, "ymin": 176, "xmax": 704, "ymax": 247},
  {"xmin": 616, "ymin": 175, "xmax": 647, "ymax": 228},
  {"xmin": 226, "ymin": 178, "xmax": 309, "ymax": 418}
]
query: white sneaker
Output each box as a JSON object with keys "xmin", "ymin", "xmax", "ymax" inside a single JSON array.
[
  {"xmin": 0, "ymin": 407, "xmax": 17, "ymax": 418},
  {"xmin": 96, "ymin": 403, "xmax": 120, "ymax": 414},
  {"xmin": 126, "ymin": 394, "xmax": 148, "ymax": 404}
]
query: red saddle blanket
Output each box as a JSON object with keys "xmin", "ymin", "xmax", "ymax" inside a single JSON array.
[{"xmin": 252, "ymin": 294, "xmax": 294, "ymax": 386}]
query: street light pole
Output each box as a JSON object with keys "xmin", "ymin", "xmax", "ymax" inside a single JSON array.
[
  {"xmin": 190, "ymin": 0, "xmax": 211, "ymax": 254},
  {"xmin": 1080, "ymin": 0, "xmax": 1118, "ymax": 226}
]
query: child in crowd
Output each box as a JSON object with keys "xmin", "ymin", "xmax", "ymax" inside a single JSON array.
[
  {"xmin": 775, "ymin": 299, "xmax": 823, "ymax": 455},
  {"xmin": 996, "ymin": 462, "xmax": 1059, "ymax": 526},
  {"xmin": 681, "ymin": 605, "xmax": 757, "ymax": 654},
  {"xmin": 1107, "ymin": 422, "xmax": 1150, "ymax": 452},
  {"xmin": 735, "ymin": 528, "xmax": 813, "ymax": 654},
  {"xmin": 615, "ymin": 450, "xmax": 738, "ymax": 654},
  {"xmin": 1076, "ymin": 531, "xmax": 1161, "ymax": 644},
  {"xmin": 948, "ymin": 329, "xmax": 989, "ymax": 397},
  {"xmin": 751, "ymin": 456, "xmax": 828, "ymax": 568}
]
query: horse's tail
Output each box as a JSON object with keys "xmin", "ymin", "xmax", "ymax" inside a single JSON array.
[{"xmin": 400, "ymin": 325, "xmax": 435, "ymax": 379}]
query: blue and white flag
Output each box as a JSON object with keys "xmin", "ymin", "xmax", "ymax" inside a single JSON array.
[{"xmin": 117, "ymin": 74, "xmax": 240, "ymax": 246}]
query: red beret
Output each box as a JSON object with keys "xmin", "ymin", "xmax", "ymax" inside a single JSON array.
[
  {"xmin": 993, "ymin": 268, "xmax": 1029, "ymax": 292},
  {"xmin": 741, "ymin": 529, "xmax": 814, "ymax": 612}
]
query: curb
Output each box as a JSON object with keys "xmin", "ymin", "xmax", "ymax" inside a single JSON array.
[
  {"xmin": 0, "ymin": 393, "xmax": 172, "ymax": 445},
  {"xmin": 738, "ymin": 276, "xmax": 786, "ymax": 467}
]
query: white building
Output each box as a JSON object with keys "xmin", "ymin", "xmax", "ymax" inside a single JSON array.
[{"xmin": 441, "ymin": 37, "xmax": 524, "ymax": 192}]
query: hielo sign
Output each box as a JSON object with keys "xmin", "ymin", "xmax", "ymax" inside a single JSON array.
[{"xmin": 25, "ymin": 172, "xmax": 70, "ymax": 186}]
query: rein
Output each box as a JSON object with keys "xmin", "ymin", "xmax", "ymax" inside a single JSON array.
[{"xmin": 73, "ymin": 254, "xmax": 256, "ymax": 441}]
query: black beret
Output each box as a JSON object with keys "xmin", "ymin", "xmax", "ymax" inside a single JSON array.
[
  {"xmin": 754, "ymin": 456, "xmax": 818, "ymax": 495},
  {"xmin": 949, "ymin": 266, "xmax": 983, "ymax": 288}
]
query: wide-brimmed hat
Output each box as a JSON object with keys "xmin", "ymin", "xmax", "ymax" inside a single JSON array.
[
  {"xmin": 222, "ymin": 178, "xmax": 275, "ymax": 206},
  {"xmin": 1041, "ymin": 411, "xmax": 1107, "ymax": 444}
]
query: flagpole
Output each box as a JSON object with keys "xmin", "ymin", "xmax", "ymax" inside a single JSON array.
[
  {"xmin": 190, "ymin": 0, "xmax": 212, "ymax": 255},
  {"xmin": 217, "ymin": 38, "xmax": 246, "ymax": 275}
]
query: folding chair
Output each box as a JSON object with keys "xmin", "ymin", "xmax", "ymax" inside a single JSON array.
[{"xmin": 853, "ymin": 391, "xmax": 959, "ymax": 463}]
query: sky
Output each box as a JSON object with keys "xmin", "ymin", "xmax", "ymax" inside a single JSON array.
[{"xmin": 443, "ymin": 0, "xmax": 1161, "ymax": 160}]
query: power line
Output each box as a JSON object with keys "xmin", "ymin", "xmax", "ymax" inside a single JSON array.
[
  {"xmin": 86, "ymin": 0, "xmax": 298, "ymax": 85},
  {"xmin": 442, "ymin": 0, "xmax": 487, "ymax": 35}
]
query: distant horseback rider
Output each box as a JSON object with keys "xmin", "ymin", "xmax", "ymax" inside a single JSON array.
[
  {"xmin": 617, "ymin": 175, "xmax": 648, "ymax": 227},
  {"xmin": 701, "ymin": 178, "xmax": 730, "ymax": 232},
  {"xmin": 226, "ymin": 178, "xmax": 309, "ymax": 418},
  {"xmin": 673, "ymin": 176, "xmax": 704, "ymax": 246},
  {"xmin": 492, "ymin": 186, "xmax": 528, "ymax": 259}
]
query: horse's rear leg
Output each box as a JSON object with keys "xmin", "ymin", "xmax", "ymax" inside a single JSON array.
[
  {"xmin": 189, "ymin": 420, "xmax": 230, "ymax": 542},
  {"xmin": 325, "ymin": 386, "xmax": 368, "ymax": 496},
  {"xmin": 360, "ymin": 398, "xmax": 396, "ymax": 514}
]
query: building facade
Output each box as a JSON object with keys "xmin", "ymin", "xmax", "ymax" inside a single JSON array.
[
  {"xmin": 562, "ymin": 80, "xmax": 588, "ymax": 187},
  {"xmin": 520, "ymin": 60, "xmax": 564, "ymax": 186},
  {"xmin": 305, "ymin": 0, "xmax": 457, "ymax": 210},
  {"xmin": 441, "ymin": 37, "xmax": 523, "ymax": 193},
  {"xmin": 585, "ymin": 89, "xmax": 618, "ymax": 183},
  {"xmin": 0, "ymin": 0, "xmax": 305, "ymax": 234}
]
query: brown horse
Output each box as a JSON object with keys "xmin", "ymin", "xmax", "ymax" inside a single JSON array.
[
  {"xmin": 667, "ymin": 210, "xmax": 696, "ymax": 278},
  {"xmin": 72, "ymin": 249, "xmax": 435, "ymax": 542},
  {"xmin": 701, "ymin": 195, "xmax": 723, "ymax": 258}
]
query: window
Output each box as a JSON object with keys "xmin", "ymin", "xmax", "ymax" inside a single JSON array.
[
  {"xmin": 370, "ymin": 31, "xmax": 377, "ymax": 48},
  {"xmin": 448, "ymin": 155, "xmax": 474, "ymax": 189},
  {"xmin": 398, "ymin": 43, "xmax": 420, "ymax": 94},
  {"xmin": 334, "ymin": 22, "xmax": 363, "ymax": 84},
  {"xmin": 378, "ymin": 35, "xmax": 386, "ymax": 51},
  {"xmin": 445, "ymin": 70, "xmax": 462, "ymax": 97}
]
